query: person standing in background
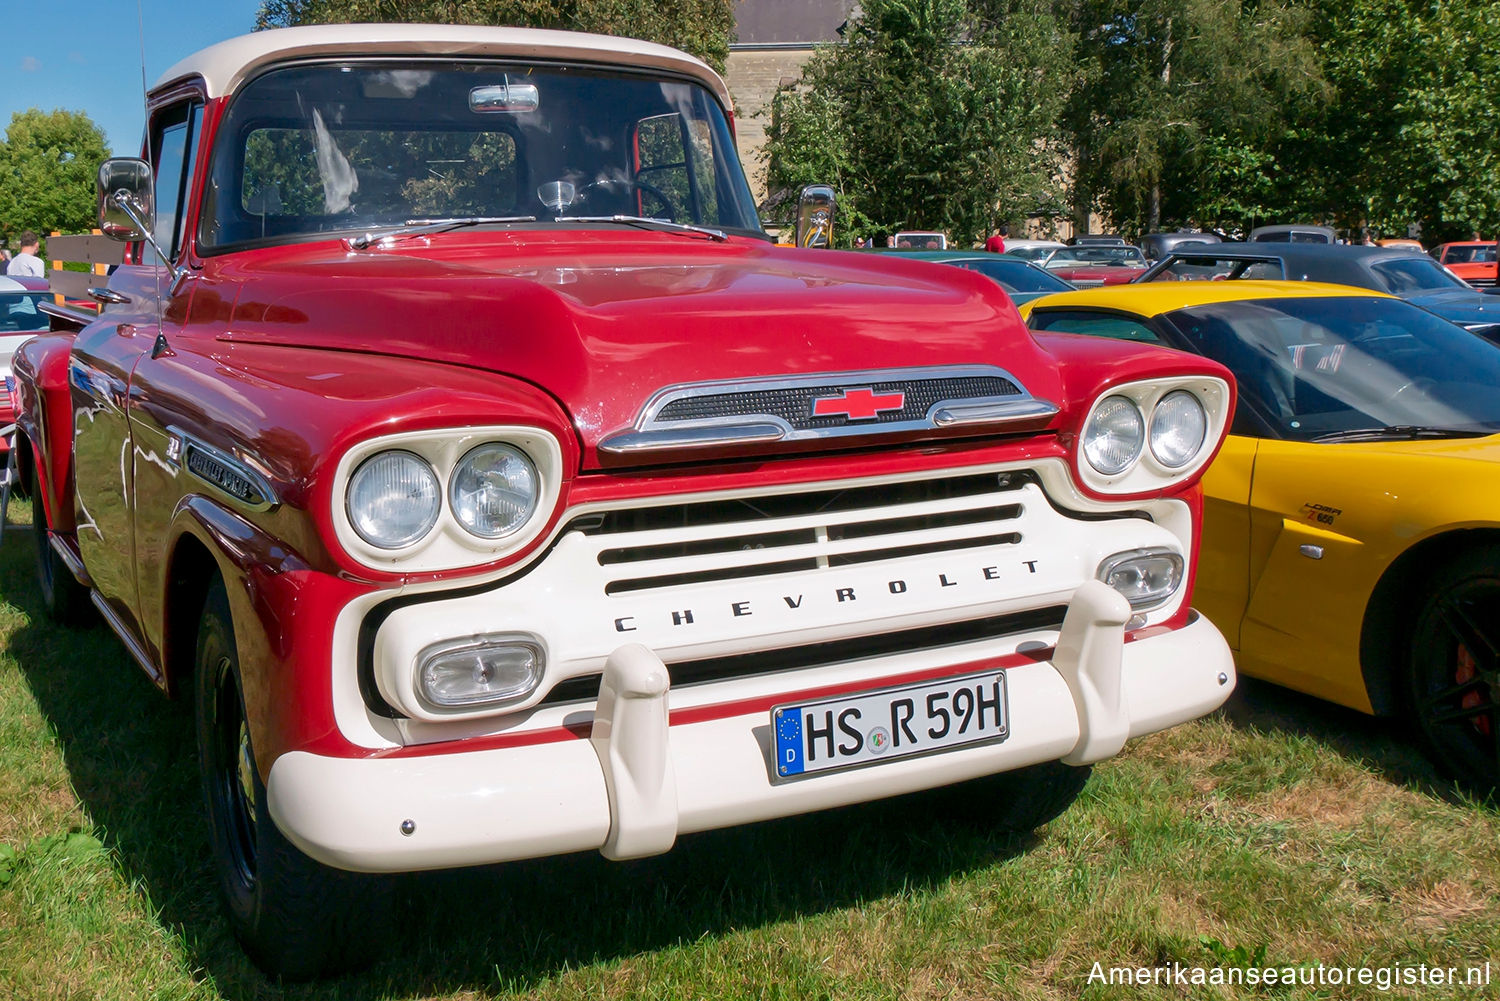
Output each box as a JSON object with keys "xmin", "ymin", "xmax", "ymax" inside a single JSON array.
[
  {"xmin": 6, "ymin": 232, "xmax": 43, "ymax": 278},
  {"xmin": 985, "ymin": 224, "xmax": 1008, "ymax": 253}
]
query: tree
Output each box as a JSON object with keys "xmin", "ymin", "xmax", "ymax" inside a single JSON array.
[
  {"xmin": 256, "ymin": 0, "xmax": 736, "ymax": 74},
  {"xmin": 0, "ymin": 109, "xmax": 112, "ymax": 252},
  {"xmin": 1061, "ymin": 0, "xmax": 1321, "ymax": 238},
  {"xmin": 1280, "ymin": 0, "xmax": 1500, "ymax": 243},
  {"xmin": 764, "ymin": 0, "xmax": 1075, "ymax": 247}
]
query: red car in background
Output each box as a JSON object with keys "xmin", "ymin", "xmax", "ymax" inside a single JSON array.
[
  {"xmin": 1431, "ymin": 241, "xmax": 1498, "ymax": 287},
  {"xmin": 1038, "ymin": 244, "xmax": 1150, "ymax": 287}
]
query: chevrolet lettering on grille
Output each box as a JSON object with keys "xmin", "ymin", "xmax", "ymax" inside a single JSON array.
[{"xmin": 811, "ymin": 387, "xmax": 906, "ymax": 420}]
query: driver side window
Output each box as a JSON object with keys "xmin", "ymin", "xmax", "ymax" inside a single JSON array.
[{"xmin": 145, "ymin": 101, "xmax": 203, "ymax": 265}]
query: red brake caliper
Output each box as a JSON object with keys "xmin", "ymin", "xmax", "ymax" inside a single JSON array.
[{"xmin": 1456, "ymin": 646, "xmax": 1492, "ymax": 737}]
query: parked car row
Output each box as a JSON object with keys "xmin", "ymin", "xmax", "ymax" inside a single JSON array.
[{"xmin": 1137, "ymin": 242, "xmax": 1500, "ymax": 345}]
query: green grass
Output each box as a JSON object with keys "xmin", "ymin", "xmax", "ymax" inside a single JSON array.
[{"xmin": 1, "ymin": 491, "xmax": 1497, "ymax": 1000}]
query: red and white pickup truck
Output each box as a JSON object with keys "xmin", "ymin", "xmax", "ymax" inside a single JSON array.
[{"xmin": 11, "ymin": 24, "xmax": 1236, "ymax": 978}]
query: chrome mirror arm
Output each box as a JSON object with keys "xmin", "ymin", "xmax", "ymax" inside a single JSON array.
[{"xmin": 112, "ymin": 190, "xmax": 188, "ymax": 290}]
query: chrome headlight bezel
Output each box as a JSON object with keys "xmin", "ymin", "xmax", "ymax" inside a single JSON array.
[
  {"xmin": 1075, "ymin": 377, "xmax": 1231, "ymax": 495},
  {"xmin": 332, "ymin": 425, "xmax": 564, "ymax": 573}
]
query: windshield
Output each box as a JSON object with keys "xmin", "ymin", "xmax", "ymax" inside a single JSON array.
[
  {"xmin": 1145, "ymin": 255, "xmax": 1286, "ymax": 282},
  {"xmin": 1044, "ymin": 246, "xmax": 1146, "ymax": 268},
  {"xmin": 1164, "ymin": 296, "xmax": 1500, "ymax": 439},
  {"xmin": 1003, "ymin": 245, "xmax": 1061, "ymax": 262},
  {"xmin": 1, "ymin": 292, "xmax": 49, "ymax": 334},
  {"xmin": 201, "ymin": 61, "xmax": 761, "ymax": 251},
  {"xmin": 1369, "ymin": 257, "xmax": 1468, "ymax": 294}
]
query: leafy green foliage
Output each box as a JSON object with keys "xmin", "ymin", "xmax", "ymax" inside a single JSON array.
[
  {"xmin": 1279, "ymin": 0, "xmax": 1500, "ymax": 243},
  {"xmin": 765, "ymin": 0, "xmax": 1073, "ymax": 247},
  {"xmin": 1061, "ymin": 0, "xmax": 1322, "ymax": 238},
  {"xmin": 0, "ymin": 109, "xmax": 112, "ymax": 254},
  {"xmin": 255, "ymin": 0, "xmax": 736, "ymax": 74}
]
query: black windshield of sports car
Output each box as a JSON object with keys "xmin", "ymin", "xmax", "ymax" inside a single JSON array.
[{"xmin": 1162, "ymin": 296, "xmax": 1500, "ymax": 441}]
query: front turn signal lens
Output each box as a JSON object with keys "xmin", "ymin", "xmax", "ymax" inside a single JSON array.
[
  {"xmin": 1097, "ymin": 548, "xmax": 1184, "ymax": 609},
  {"xmin": 417, "ymin": 636, "xmax": 545, "ymax": 710}
]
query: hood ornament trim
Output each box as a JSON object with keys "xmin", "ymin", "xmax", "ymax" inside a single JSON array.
[{"xmin": 599, "ymin": 365, "xmax": 1057, "ymax": 456}]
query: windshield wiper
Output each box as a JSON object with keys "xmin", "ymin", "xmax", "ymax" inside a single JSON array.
[
  {"xmin": 555, "ymin": 214, "xmax": 728, "ymax": 242},
  {"xmin": 350, "ymin": 216, "xmax": 536, "ymax": 249},
  {"xmin": 1312, "ymin": 425, "xmax": 1491, "ymax": 443}
]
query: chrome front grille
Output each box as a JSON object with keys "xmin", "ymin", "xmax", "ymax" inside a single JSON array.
[
  {"xmin": 568, "ymin": 471, "xmax": 1031, "ymax": 596},
  {"xmin": 652, "ymin": 375, "xmax": 1022, "ymax": 430}
]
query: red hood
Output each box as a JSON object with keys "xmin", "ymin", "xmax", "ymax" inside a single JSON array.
[{"xmin": 198, "ymin": 232, "xmax": 1067, "ymax": 468}]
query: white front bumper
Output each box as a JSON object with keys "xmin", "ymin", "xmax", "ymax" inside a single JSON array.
[{"xmin": 267, "ymin": 586, "xmax": 1234, "ymax": 873}]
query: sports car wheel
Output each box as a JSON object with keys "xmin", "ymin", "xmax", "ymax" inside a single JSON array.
[
  {"xmin": 30, "ymin": 464, "xmax": 90, "ymax": 625},
  {"xmin": 1407, "ymin": 549, "xmax": 1500, "ymax": 795},
  {"xmin": 195, "ymin": 578, "xmax": 392, "ymax": 979}
]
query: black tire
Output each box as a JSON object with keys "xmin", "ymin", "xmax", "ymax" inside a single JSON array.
[
  {"xmin": 195, "ymin": 577, "xmax": 392, "ymax": 980},
  {"xmin": 30, "ymin": 466, "xmax": 90, "ymax": 625},
  {"xmin": 926, "ymin": 760, "xmax": 1092, "ymax": 833},
  {"xmin": 1406, "ymin": 547, "xmax": 1500, "ymax": 795}
]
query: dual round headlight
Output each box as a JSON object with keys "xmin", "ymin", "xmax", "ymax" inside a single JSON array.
[
  {"xmin": 347, "ymin": 443, "xmax": 539, "ymax": 550},
  {"xmin": 1082, "ymin": 390, "xmax": 1207, "ymax": 477}
]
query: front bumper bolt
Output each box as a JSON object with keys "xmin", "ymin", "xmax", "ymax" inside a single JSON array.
[
  {"xmin": 400, "ymin": 819, "xmax": 416, "ymax": 836},
  {"xmin": 1217, "ymin": 672, "xmax": 1229, "ymax": 686}
]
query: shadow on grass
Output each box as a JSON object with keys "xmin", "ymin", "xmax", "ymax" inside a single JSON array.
[
  {"xmin": 1219, "ymin": 674, "xmax": 1489, "ymax": 808},
  {"xmin": 0, "ymin": 504, "xmax": 1037, "ymax": 1000}
]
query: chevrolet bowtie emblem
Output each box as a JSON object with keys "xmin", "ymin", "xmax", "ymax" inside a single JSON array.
[{"xmin": 811, "ymin": 387, "xmax": 906, "ymax": 420}]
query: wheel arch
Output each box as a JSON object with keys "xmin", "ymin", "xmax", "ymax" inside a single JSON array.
[
  {"xmin": 1360, "ymin": 527, "xmax": 1500, "ymax": 716},
  {"xmin": 163, "ymin": 529, "xmax": 225, "ymax": 698}
]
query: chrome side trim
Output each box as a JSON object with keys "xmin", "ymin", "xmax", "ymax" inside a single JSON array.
[
  {"xmin": 600, "ymin": 365, "xmax": 1054, "ymax": 456},
  {"xmin": 38, "ymin": 301, "xmax": 98, "ymax": 327},
  {"xmin": 599, "ymin": 422, "xmax": 786, "ymax": 455},
  {"xmin": 49, "ymin": 532, "xmax": 93, "ymax": 587},
  {"xmin": 90, "ymin": 592, "xmax": 163, "ymax": 683},
  {"xmin": 166, "ymin": 426, "xmax": 279, "ymax": 511},
  {"xmin": 933, "ymin": 398, "xmax": 1060, "ymax": 427}
]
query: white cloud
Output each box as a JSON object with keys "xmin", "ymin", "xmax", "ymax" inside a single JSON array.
[
  {"xmin": 21, "ymin": 56, "xmax": 41, "ymax": 72},
  {"xmin": 67, "ymin": 52, "xmax": 87, "ymax": 65}
]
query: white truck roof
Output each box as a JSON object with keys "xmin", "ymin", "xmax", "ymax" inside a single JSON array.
[{"xmin": 154, "ymin": 23, "xmax": 733, "ymax": 111}]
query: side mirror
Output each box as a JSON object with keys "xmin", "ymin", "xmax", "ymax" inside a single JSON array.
[
  {"xmin": 97, "ymin": 158, "xmax": 155, "ymax": 242},
  {"xmin": 795, "ymin": 185, "xmax": 836, "ymax": 249}
]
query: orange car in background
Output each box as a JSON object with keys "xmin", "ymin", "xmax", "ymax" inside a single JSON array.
[{"xmin": 1431, "ymin": 241, "xmax": 1498, "ymax": 287}]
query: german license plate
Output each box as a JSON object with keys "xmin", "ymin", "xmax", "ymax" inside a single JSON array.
[{"xmin": 772, "ymin": 670, "xmax": 1009, "ymax": 780}]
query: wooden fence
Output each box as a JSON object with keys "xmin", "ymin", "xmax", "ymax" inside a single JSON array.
[{"xmin": 47, "ymin": 230, "xmax": 124, "ymax": 310}]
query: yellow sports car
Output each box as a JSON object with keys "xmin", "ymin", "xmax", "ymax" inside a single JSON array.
[{"xmin": 1020, "ymin": 281, "xmax": 1500, "ymax": 790}]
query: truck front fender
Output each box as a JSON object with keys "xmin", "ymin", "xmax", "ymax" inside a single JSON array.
[{"xmin": 12, "ymin": 333, "xmax": 79, "ymax": 531}]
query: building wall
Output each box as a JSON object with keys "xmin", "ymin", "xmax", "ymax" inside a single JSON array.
[{"xmin": 724, "ymin": 47, "xmax": 817, "ymax": 205}]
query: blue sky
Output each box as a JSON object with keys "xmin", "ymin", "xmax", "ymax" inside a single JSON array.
[{"xmin": 4, "ymin": 0, "xmax": 267, "ymax": 154}]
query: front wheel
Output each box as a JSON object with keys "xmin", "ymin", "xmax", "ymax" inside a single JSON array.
[
  {"xmin": 1406, "ymin": 548, "xmax": 1500, "ymax": 795},
  {"xmin": 30, "ymin": 464, "xmax": 90, "ymax": 625},
  {"xmin": 195, "ymin": 578, "xmax": 392, "ymax": 979}
]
